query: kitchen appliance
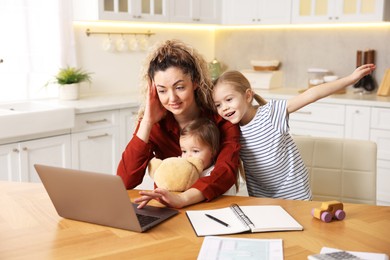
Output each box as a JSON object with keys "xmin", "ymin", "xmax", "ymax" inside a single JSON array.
[{"xmin": 241, "ymin": 69, "xmax": 283, "ymax": 90}]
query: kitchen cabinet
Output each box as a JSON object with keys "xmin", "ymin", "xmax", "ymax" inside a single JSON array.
[
  {"xmin": 291, "ymin": 0, "xmax": 390, "ymax": 24},
  {"xmin": 0, "ymin": 135, "xmax": 71, "ymax": 182},
  {"xmin": 345, "ymin": 105, "xmax": 370, "ymax": 140},
  {"xmin": 71, "ymin": 110, "xmax": 120, "ymax": 175},
  {"xmin": 119, "ymin": 107, "xmax": 137, "ymax": 152},
  {"xmin": 370, "ymin": 107, "xmax": 390, "ymax": 206},
  {"xmin": 73, "ymin": 0, "xmax": 169, "ymax": 22},
  {"xmin": 223, "ymin": 0, "xmax": 291, "ymax": 25},
  {"xmin": 118, "ymin": 107, "xmax": 154, "ymax": 190},
  {"xmin": 169, "ymin": 0, "xmax": 221, "ymax": 24},
  {"xmin": 289, "ymin": 103, "xmax": 345, "ymax": 138}
]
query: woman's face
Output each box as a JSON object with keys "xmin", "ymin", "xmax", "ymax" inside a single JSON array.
[
  {"xmin": 180, "ymin": 134, "xmax": 213, "ymax": 170},
  {"xmin": 153, "ymin": 67, "xmax": 197, "ymax": 116}
]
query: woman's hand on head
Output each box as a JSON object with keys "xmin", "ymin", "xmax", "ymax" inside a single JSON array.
[{"xmin": 143, "ymin": 81, "xmax": 166, "ymax": 125}]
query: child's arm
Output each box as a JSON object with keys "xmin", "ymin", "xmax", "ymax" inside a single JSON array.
[{"xmin": 287, "ymin": 64, "xmax": 376, "ymax": 114}]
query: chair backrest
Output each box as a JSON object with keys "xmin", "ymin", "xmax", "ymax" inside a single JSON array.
[{"xmin": 293, "ymin": 136, "xmax": 377, "ymax": 205}]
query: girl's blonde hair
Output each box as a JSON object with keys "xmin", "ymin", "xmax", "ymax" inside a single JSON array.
[
  {"xmin": 137, "ymin": 39, "xmax": 214, "ymax": 119},
  {"xmin": 213, "ymin": 70, "xmax": 267, "ymax": 106}
]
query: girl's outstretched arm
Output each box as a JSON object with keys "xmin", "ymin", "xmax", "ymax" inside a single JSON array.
[{"xmin": 287, "ymin": 64, "xmax": 376, "ymax": 114}]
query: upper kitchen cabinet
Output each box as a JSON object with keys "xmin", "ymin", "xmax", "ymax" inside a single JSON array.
[
  {"xmin": 291, "ymin": 0, "xmax": 390, "ymax": 24},
  {"xmin": 222, "ymin": 0, "xmax": 291, "ymax": 25},
  {"xmin": 73, "ymin": 0, "xmax": 169, "ymax": 22},
  {"xmin": 169, "ymin": 0, "xmax": 221, "ymax": 24}
]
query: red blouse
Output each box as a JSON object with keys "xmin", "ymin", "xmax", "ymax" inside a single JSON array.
[{"xmin": 117, "ymin": 110, "xmax": 241, "ymax": 201}]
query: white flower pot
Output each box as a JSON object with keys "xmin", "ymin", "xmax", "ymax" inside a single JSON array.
[{"xmin": 59, "ymin": 83, "xmax": 79, "ymax": 100}]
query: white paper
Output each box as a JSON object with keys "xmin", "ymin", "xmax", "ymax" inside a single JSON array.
[{"xmin": 197, "ymin": 236, "xmax": 283, "ymax": 260}]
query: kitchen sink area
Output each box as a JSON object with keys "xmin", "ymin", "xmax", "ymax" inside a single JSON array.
[{"xmin": 0, "ymin": 101, "xmax": 75, "ymax": 140}]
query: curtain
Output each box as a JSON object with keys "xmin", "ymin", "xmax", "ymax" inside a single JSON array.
[{"xmin": 0, "ymin": 0, "xmax": 76, "ymax": 101}]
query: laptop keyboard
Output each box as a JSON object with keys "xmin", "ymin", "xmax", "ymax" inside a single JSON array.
[{"xmin": 136, "ymin": 213, "xmax": 160, "ymax": 227}]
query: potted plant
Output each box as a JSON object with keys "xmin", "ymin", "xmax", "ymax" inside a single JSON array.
[{"xmin": 45, "ymin": 66, "xmax": 92, "ymax": 100}]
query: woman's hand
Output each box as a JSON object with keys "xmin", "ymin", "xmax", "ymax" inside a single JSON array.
[
  {"xmin": 135, "ymin": 188, "xmax": 205, "ymax": 209},
  {"xmin": 136, "ymin": 81, "xmax": 167, "ymax": 142},
  {"xmin": 135, "ymin": 188, "xmax": 186, "ymax": 209},
  {"xmin": 143, "ymin": 81, "xmax": 166, "ymax": 125}
]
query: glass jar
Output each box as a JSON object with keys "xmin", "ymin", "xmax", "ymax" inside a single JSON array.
[{"xmin": 307, "ymin": 68, "xmax": 329, "ymax": 88}]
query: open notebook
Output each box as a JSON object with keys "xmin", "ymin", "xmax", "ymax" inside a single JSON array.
[{"xmin": 186, "ymin": 204, "xmax": 303, "ymax": 236}]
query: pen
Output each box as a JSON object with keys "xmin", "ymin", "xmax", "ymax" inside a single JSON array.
[{"xmin": 205, "ymin": 214, "xmax": 230, "ymax": 227}]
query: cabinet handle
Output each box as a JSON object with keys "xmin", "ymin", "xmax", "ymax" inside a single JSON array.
[
  {"xmin": 295, "ymin": 111, "xmax": 312, "ymax": 115},
  {"xmin": 22, "ymin": 147, "xmax": 28, "ymax": 151},
  {"xmin": 86, "ymin": 119, "xmax": 108, "ymax": 124},
  {"xmin": 13, "ymin": 148, "xmax": 19, "ymax": 153},
  {"xmin": 87, "ymin": 133, "xmax": 109, "ymax": 139},
  {"xmin": 193, "ymin": 18, "xmax": 200, "ymax": 21}
]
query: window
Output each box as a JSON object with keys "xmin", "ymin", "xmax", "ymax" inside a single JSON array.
[{"xmin": 0, "ymin": 0, "xmax": 75, "ymax": 102}]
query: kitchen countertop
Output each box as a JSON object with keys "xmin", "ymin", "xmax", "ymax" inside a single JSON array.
[
  {"xmin": 1, "ymin": 90, "xmax": 389, "ymax": 144},
  {"xmin": 257, "ymin": 87, "xmax": 390, "ymax": 108},
  {"xmin": 42, "ymin": 93, "xmax": 141, "ymax": 114}
]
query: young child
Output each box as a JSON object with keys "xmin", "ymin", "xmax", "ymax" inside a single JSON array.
[
  {"xmin": 212, "ymin": 64, "xmax": 375, "ymax": 200},
  {"xmin": 180, "ymin": 117, "xmax": 237, "ymax": 195}
]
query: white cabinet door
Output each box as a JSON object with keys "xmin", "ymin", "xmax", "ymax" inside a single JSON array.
[
  {"xmin": 71, "ymin": 127, "xmax": 119, "ymax": 175},
  {"xmin": 118, "ymin": 107, "xmax": 154, "ymax": 190},
  {"xmin": 345, "ymin": 105, "xmax": 370, "ymax": 140},
  {"xmin": 132, "ymin": 0, "xmax": 169, "ymax": 22},
  {"xmin": 292, "ymin": 0, "xmax": 388, "ymax": 23},
  {"xmin": 73, "ymin": 0, "xmax": 169, "ymax": 22},
  {"xmin": 72, "ymin": 110, "xmax": 120, "ymax": 176},
  {"xmin": 0, "ymin": 143, "xmax": 20, "ymax": 181},
  {"xmin": 170, "ymin": 0, "xmax": 221, "ymax": 24},
  {"xmin": 258, "ymin": 0, "xmax": 292, "ymax": 24},
  {"xmin": 0, "ymin": 135, "xmax": 71, "ymax": 182},
  {"xmin": 119, "ymin": 108, "xmax": 138, "ymax": 153},
  {"xmin": 223, "ymin": 0, "xmax": 291, "ymax": 25},
  {"xmin": 370, "ymin": 129, "xmax": 390, "ymax": 206},
  {"xmin": 19, "ymin": 136, "xmax": 72, "ymax": 183}
]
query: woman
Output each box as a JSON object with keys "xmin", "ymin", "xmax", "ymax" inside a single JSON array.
[{"xmin": 117, "ymin": 40, "xmax": 240, "ymax": 209}]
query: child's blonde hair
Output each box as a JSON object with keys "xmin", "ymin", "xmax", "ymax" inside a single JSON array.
[{"xmin": 213, "ymin": 70, "xmax": 267, "ymax": 106}]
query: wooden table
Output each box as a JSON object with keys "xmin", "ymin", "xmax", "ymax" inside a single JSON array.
[{"xmin": 1, "ymin": 181, "xmax": 389, "ymax": 260}]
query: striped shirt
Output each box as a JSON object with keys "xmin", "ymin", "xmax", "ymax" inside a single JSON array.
[{"xmin": 239, "ymin": 100, "xmax": 312, "ymax": 200}]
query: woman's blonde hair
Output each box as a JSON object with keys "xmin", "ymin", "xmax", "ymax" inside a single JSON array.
[
  {"xmin": 137, "ymin": 39, "xmax": 214, "ymax": 119},
  {"xmin": 213, "ymin": 70, "xmax": 267, "ymax": 106}
]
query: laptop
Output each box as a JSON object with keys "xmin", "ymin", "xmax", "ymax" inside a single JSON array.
[{"xmin": 34, "ymin": 164, "xmax": 178, "ymax": 232}]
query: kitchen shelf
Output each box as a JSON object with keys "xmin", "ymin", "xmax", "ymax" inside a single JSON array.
[{"xmin": 85, "ymin": 28, "xmax": 155, "ymax": 37}]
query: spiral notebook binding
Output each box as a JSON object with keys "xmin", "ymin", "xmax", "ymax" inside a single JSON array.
[{"xmin": 230, "ymin": 204, "xmax": 255, "ymax": 229}]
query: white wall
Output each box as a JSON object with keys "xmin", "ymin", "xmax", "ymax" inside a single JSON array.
[
  {"xmin": 73, "ymin": 24, "xmax": 215, "ymax": 97},
  {"xmin": 74, "ymin": 23, "xmax": 390, "ymax": 95},
  {"xmin": 215, "ymin": 26, "xmax": 390, "ymax": 90}
]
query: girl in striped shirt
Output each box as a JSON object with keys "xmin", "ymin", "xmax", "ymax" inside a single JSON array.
[{"xmin": 212, "ymin": 64, "xmax": 375, "ymax": 200}]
